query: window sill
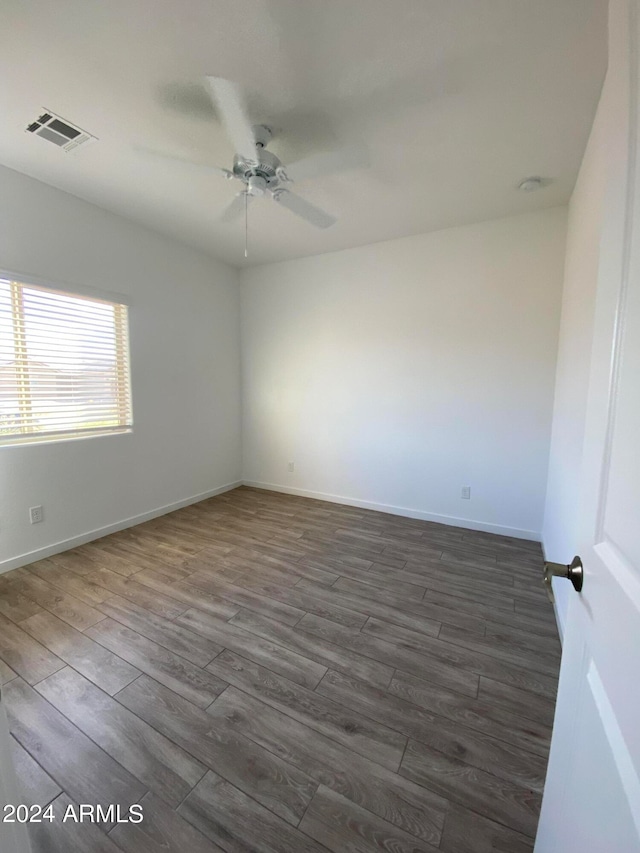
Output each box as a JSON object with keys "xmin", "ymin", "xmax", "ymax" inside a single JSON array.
[{"xmin": 0, "ymin": 427, "xmax": 133, "ymax": 449}]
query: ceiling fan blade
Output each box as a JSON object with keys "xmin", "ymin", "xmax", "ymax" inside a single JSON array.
[
  {"xmin": 135, "ymin": 146, "xmax": 233, "ymax": 180},
  {"xmin": 283, "ymin": 145, "xmax": 369, "ymax": 183},
  {"xmin": 220, "ymin": 192, "xmax": 251, "ymax": 223},
  {"xmin": 205, "ymin": 77, "xmax": 257, "ymax": 162},
  {"xmin": 271, "ymin": 190, "xmax": 336, "ymax": 229}
]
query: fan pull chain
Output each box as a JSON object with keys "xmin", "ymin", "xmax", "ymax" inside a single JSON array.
[{"xmin": 244, "ymin": 191, "xmax": 248, "ymax": 258}]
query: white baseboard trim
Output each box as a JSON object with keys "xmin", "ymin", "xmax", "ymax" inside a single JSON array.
[
  {"xmin": 0, "ymin": 480, "xmax": 242, "ymax": 575},
  {"xmin": 242, "ymin": 480, "xmax": 541, "ymax": 541}
]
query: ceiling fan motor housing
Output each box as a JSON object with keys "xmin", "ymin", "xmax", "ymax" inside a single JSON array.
[{"xmin": 233, "ymin": 148, "xmax": 282, "ymax": 188}]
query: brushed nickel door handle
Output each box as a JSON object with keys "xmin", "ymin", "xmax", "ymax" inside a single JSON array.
[{"xmin": 543, "ymin": 556, "xmax": 584, "ymax": 604}]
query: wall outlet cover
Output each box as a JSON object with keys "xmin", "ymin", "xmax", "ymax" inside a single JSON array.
[{"xmin": 29, "ymin": 505, "xmax": 44, "ymax": 523}]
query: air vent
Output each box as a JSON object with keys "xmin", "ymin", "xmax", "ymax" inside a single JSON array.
[{"xmin": 25, "ymin": 109, "xmax": 97, "ymax": 152}]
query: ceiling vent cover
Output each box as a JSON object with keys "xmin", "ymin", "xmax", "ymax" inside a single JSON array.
[{"xmin": 25, "ymin": 110, "xmax": 97, "ymax": 152}]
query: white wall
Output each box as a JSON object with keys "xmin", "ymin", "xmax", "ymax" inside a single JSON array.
[
  {"xmin": 241, "ymin": 208, "xmax": 567, "ymax": 539},
  {"xmin": 543, "ymin": 19, "xmax": 619, "ymax": 636},
  {"xmin": 0, "ymin": 165, "xmax": 241, "ymax": 572}
]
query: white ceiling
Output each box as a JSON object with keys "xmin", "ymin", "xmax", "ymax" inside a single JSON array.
[{"xmin": 0, "ymin": 0, "xmax": 607, "ymax": 267}]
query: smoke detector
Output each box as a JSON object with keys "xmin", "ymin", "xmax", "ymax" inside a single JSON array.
[
  {"xmin": 518, "ymin": 176, "xmax": 545, "ymax": 192},
  {"xmin": 26, "ymin": 110, "xmax": 97, "ymax": 152}
]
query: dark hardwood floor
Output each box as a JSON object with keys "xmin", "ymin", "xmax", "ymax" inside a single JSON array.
[{"xmin": 0, "ymin": 486, "xmax": 560, "ymax": 852}]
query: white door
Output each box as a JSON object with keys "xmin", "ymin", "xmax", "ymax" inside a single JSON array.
[{"xmin": 535, "ymin": 0, "xmax": 640, "ymax": 850}]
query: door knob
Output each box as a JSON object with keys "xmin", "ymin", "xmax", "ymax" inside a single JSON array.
[{"xmin": 543, "ymin": 556, "xmax": 584, "ymax": 604}]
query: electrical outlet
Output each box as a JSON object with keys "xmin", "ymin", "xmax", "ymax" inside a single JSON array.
[
  {"xmin": 287, "ymin": 461, "xmax": 295, "ymax": 473},
  {"xmin": 29, "ymin": 505, "xmax": 44, "ymax": 524},
  {"xmin": 461, "ymin": 486, "xmax": 471, "ymax": 500}
]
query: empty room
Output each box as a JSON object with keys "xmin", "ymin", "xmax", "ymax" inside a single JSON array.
[{"xmin": 0, "ymin": 0, "xmax": 638, "ymax": 851}]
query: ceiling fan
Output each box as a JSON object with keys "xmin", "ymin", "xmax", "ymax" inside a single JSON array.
[{"xmin": 143, "ymin": 77, "xmax": 368, "ymax": 244}]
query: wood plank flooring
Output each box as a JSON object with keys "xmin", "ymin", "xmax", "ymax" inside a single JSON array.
[{"xmin": 0, "ymin": 486, "xmax": 560, "ymax": 852}]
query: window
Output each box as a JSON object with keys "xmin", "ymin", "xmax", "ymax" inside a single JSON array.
[{"xmin": 0, "ymin": 278, "xmax": 132, "ymax": 445}]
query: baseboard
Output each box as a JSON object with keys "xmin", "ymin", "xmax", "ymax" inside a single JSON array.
[
  {"xmin": 242, "ymin": 480, "xmax": 540, "ymax": 541},
  {"xmin": 0, "ymin": 480, "xmax": 242, "ymax": 574}
]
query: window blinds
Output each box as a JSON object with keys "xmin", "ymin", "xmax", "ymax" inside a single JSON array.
[{"xmin": 0, "ymin": 278, "xmax": 132, "ymax": 444}]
